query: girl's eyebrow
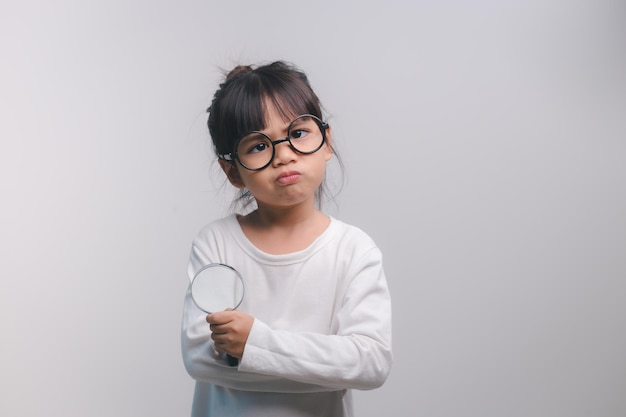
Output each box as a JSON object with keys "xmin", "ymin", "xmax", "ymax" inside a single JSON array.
[
  {"xmin": 258, "ymin": 117, "xmax": 294, "ymax": 137},
  {"xmin": 259, "ymin": 124, "xmax": 289, "ymax": 138}
]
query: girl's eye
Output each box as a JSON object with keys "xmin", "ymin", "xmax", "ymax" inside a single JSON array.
[
  {"xmin": 250, "ymin": 142, "xmax": 268, "ymax": 153},
  {"xmin": 239, "ymin": 134, "xmax": 271, "ymax": 155},
  {"xmin": 290, "ymin": 129, "xmax": 309, "ymax": 140}
]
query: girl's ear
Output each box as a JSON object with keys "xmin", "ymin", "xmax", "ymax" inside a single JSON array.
[
  {"xmin": 218, "ymin": 159, "xmax": 245, "ymax": 189},
  {"xmin": 324, "ymin": 124, "xmax": 333, "ymax": 161}
]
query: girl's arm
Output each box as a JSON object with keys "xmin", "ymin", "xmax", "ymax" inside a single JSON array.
[
  {"xmin": 182, "ymin": 288, "xmax": 336, "ymax": 393},
  {"xmin": 237, "ymin": 248, "xmax": 392, "ymax": 390}
]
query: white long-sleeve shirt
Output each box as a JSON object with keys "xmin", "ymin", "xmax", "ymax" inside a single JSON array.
[{"xmin": 181, "ymin": 214, "xmax": 392, "ymax": 417}]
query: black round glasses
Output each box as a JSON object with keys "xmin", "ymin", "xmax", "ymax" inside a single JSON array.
[{"xmin": 218, "ymin": 114, "xmax": 329, "ymax": 171}]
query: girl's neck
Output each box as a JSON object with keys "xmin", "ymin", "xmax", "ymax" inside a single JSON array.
[
  {"xmin": 248, "ymin": 203, "xmax": 316, "ymax": 227},
  {"xmin": 237, "ymin": 204, "xmax": 330, "ymax": 254}
]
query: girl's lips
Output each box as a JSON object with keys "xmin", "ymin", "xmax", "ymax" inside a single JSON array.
[{"xmin": 277, "ymin": 171, "xmax": 301, "ymax": 185}]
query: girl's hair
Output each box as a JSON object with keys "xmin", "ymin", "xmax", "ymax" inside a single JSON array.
[{"xmin": 206, "ymin": 61, "xmax": 343, "ymax": 210}]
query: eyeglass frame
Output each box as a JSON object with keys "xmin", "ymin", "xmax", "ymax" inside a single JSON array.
[{"xmin": 218, "ymin": 114, "xmax": 330, "ymax": 171}]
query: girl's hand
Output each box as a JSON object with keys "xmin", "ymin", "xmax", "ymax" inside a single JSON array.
[{"xmin": 206, "ymin": 310, "xmax": 254, "ymax": 359}]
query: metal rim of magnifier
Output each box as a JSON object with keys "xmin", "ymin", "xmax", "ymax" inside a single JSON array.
[{"xmin": 190, "ymin": 263, "xmax": 245, "ymax": 313}]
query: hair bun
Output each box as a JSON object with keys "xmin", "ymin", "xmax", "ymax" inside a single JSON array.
[{"xmin": 226, "ymin": 65, "xmax": 252, "ymax": 80}]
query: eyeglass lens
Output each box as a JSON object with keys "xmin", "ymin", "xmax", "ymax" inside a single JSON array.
[{"xmin": 236, "ymin": 115, "xmax": 325, "ymax": 170}]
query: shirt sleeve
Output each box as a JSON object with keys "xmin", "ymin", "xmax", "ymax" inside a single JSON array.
[{"xmin": 237, "ymin": 247, "xmax": 393, "ymax": 391}]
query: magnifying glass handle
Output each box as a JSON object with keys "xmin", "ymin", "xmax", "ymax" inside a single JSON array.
[{"xmin": 227, "ymin": 354, "xmax": 239, "ymax": 366}]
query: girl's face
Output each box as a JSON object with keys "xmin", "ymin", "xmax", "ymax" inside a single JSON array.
[{"xmin": 219, "ymin": 102, "xmax": 332, "ymax": 210}]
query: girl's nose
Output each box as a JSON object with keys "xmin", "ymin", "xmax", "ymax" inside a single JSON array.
[{"xmin": 272, "ymin": 139, "xmax": 297, "ymax": 166}]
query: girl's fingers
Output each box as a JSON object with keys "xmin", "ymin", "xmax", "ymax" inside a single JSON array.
[{"xmin": 209, "ymin": 323, "xmax": 227, "ymax": 334}]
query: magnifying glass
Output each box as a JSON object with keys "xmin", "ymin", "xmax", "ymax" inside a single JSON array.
[{"xmin": 190, "ymin": 263, "xmax": 245, "ymax": 366}]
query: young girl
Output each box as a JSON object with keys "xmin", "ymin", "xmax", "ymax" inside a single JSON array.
[{"xmin": 181, "ymin": 61, "xmax": 392, "ymax": 417}]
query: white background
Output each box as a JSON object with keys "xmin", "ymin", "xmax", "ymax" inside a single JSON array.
[{"xmin": 1, "ymin": 1, "xmax": 625, "ymax": 416}]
